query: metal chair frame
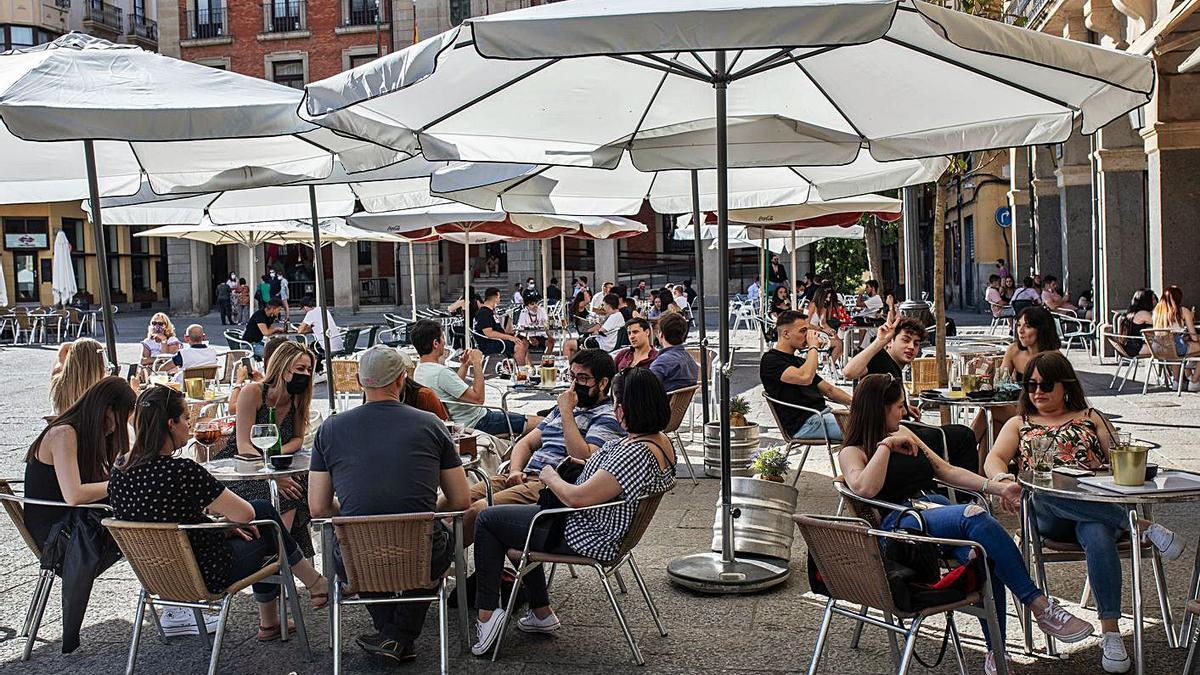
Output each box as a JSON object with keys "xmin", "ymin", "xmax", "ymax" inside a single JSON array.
[
  {"xmin": 490, "ymin": 497, "xmax": 667, "ymax": 666},
  {"xmin": 0, "ymin": 480, "xmax": 114, "ymax": 661},
  {"xmin": 1103, "ymin": 334, "xmax": 1146, "ymax": 393},
  {"xmin": 795, "ymin": 512, "xmax": 1010, "ymax": 675},
  {"xmin": 315, "ymin": 512, "xmax": 468, "ymax": 675},
  {"xmin": 1141, "ymin": 328, "xmax": 1200, "ymax": 396},
  {"xmin": 662, "ymin": 385, "xmax": 701, "ymax": 484},
  {"xmin": 985, "ymin": 298, "xmax": 1015, "ymax": 335},
  {"xmin": 762, "ymin": 394, "xmax": 839, "ymax": 485},
  {"xmin": 222, "ymin": 329, "xmax": 254, "ymax": 355},
  {"xmin": 104, "ymin": 517, "xmax": 311, "ymax": 675}
]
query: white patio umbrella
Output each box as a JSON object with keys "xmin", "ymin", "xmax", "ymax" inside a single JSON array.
[
  {"xmin": 51, "ymin": 231, "xmax": 77, "ymax": 307},
  {"xmin": 303, "ymin": 0, "xmax": 1154, "ymax": 597},
  {"xmin": 0, "ymin": 33, "xmax": 406, "ymax": 366},
  {"xmin": 0, "ymin": 266, "xmax": 7, "ymax": 307}
]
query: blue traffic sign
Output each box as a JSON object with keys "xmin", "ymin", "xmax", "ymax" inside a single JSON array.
[{"xmin": 995, "ymin": 206, "xmax": 1012, "ymax": 228}]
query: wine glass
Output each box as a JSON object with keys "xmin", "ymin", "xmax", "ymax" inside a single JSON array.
[
  {"xmin": 250, "ymin": 424, "xmax": 279, "ymax": 458},
  {"xmin": 193, "ymin": 421, "xmax": 220, "ymax": 463}
]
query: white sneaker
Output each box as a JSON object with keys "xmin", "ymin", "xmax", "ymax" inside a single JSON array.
[
  {"xmin": 158, "ymin": 607, "xmax": 218, "ymax": 636},
  {"xmin": 471, "ymin": 609, "xmax": 507, "ymax": 656},
  {"xmin": 984, "ymin": 651, "xmax": 1013, "ymax": 675},
  {"xmin": 1101, "ymin": 632, "xmax": 1131, "ymax": 673},
  {"xmin": 1189, "ymin": 379, "xmax": 1200, "ymax": 393},
  {"xmin": 1143, "ymin": 523, "xmax": 1185, "ymax": 561},
  {"xmin": 517, "ymin": 609, "xmax": 561, "ymax": 633}
]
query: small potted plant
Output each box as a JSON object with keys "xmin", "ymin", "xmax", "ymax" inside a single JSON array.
[
  {"xmin": 751, "ymin": 447, "xmax": 789, "ymax": 482},
  {"xmin": 729, "ymin": 395, "xmax": 751, "ymax": 427}
]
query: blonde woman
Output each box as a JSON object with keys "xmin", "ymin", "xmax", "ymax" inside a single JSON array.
[
  {"xmin": 49, "ymin": 338, "xmax": 108, "ymax": 415},
  {"xmin": 214, "ymin": 340, "xmax": 316, "ymax": 557},
  {"xmin": 140, "ymin": 312, "xmax": 181, "ymax": 366}
]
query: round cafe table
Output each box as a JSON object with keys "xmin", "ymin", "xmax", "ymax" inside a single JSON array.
[
  {"xmin": 1017, "ymin": 469, "xmax": 1200, "ymax": 675},
  {"xmin": 918, "ymin": 389, "xmax": 1016, "ymax": 451},
  {"xmin": 204, "ymin": 452, "xmax": 311, "ymax": 514}
]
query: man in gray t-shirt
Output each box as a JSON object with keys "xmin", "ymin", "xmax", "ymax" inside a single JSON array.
[{"xmin": 308, "ymin": 346, "xmax": 470, "ymax": 660}]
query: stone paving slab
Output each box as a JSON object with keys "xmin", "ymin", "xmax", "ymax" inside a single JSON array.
[{"xmin": 0, "ymin": 317, "xmax": 1199, "ymax": 673}]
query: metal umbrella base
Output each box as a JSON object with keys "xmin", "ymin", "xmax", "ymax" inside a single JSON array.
[{"xmin": 666, "ymin": 552, "xmax": 789, "ymax": 594}]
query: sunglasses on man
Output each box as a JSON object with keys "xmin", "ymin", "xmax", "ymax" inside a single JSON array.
[{"xmin": 1023, "ymin": 378, "xmax": 1075, "ymax": 394}]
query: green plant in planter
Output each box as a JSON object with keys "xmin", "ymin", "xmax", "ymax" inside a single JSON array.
[
  {"xmin": 751, "ymin": 447, "xmax": 789, "ymax": 481},
  {"xmin": 729, "ymin": 396, "xmax": 752, "ymax": 427}
]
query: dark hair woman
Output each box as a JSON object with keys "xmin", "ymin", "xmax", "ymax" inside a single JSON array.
[
  {"xmin": 841, "ymin": 374, "xmax": 1093, "ymax": 673},
  {"xmin": 984, "ymin": 353, "xmax": 1183, "ymax": 670},
  {"xmin": 1119, "ymin": 288, "xmax": 1157, "ymax": 356},
  {"xmin": 24, "ymin": 376, "xmax": 135, "ymax": 549},
  {"xmin": 110, "ymin": 386, "xmax": 329, "ymax": 641},
  {"xmin": 214, "ymin": 340, "xmax": 316, "ymax": 559},
  {"xmin": 1000, "ymin": 306, "xmax": 1061, "ymax": 382},
  {"xmin": 469, "ymin": 368, "xmax": 676, "ymax": 655}
]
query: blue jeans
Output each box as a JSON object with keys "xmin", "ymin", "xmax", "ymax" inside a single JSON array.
[
  {"xmin": 882, "ymin": 494, "xmax": 1043, "ymax": 647},
  {"xmin": 793, "ymin": 410, "xmax": 843, "ymax": 442},
  {"xmin": 474, "ymin": 409, "xmax": 526, "ymax": 436},
  {"xmin": 250, "ymin": 341, "xmax": 265, "ymax": 358},
  {"xmin": 227, "ymin": 500, "xmax": 305, "ymax": 603},
  {"xmin": 1033, "ymin": 494, "xmax": 1130, "ymax": 621}
]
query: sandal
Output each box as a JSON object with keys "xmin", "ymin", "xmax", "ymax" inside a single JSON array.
[
  {"xmin": 256, "ymin": 619, "xmax": 295, "ymax": 642},
  {"xmin": 307, "ymin": 578, "xmax": 330, "ymax": 610}
]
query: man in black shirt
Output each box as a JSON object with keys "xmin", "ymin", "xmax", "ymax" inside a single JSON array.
[
  {"xmin": 546, "ymin": 277, "xmax": 562, "ymax": 303},
  {"xmin": 682, "ymin": 279, "xmax": 697, "ymax": 306},
  {"xmin": 242, "ymin": 298, "xmax": 287, "ymax": 358},
  {"xmin": 475, "ymin": 287, "xmax": 530, "ymax": 365},
  {"xmin": 309, "ymin": 346, "xmax": 471, "ymax": 662},
  {"xmin": 843, "ymin": 316, "xmax": 981, "ymax": 473},
  {"xmin": 760, "ymin": 310, "xmax": 852, "ymax": 440}
]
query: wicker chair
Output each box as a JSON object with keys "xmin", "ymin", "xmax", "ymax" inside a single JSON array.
[
  {"xmin": 183, "ymin": 365, "xmax": 220, "ymax": 382},
  {"xmin": 104, "ymin": 518, "xmax": 311, "ymax": 675},
  {"xmin": 218, "ymin": 350, "xmax": 251, "ymax": 385},
  {"xmin": 1141, "ymin": 328, "xmax": 1200, "ymax": 396},
  {"xmin": 663, "ymin": 385, "xmax": 700, "ymax": 484},
  {"xmin": 1183, "ymin": 599, "xmax": 1200, "ymax": 674},
  {"xmin": 315, "ymin": 512, "xmax": 467, "ymax": 675},
  {"xmin": 1104, "ymin": 334, "xmax": 1146, "ymax": 393},
  {"xmin": 794, "ymin": 513, "xmax": 1009, "ymax": 675},
  {"xmin": 762, "ymin": 395, "xmax": 840, "ymax": 486},
  {"xmin": 0, "ymin": 479, "xmax": 114, "ymax": 661},
  {"xmin": 491, "ymin": 494, "xmax": 668, "ymax": 665}
]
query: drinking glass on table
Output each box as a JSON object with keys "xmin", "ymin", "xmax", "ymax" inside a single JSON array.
[
  {"xmin": 193, "ymin": 421, "xmax": 220, "ymax": 463},
  {"xmin": 1031, "ymin": 435, "xmax": 1056, "ymax": 483},
  {"xmin": 249, "ymin": 423, "xmax": 279, "ymax": 458}
]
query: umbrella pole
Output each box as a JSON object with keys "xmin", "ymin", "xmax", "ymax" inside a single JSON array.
[
  {"xmin": 690, "ymin": 170, "xmax": 710, "ymax": 426},
  {"xmin": 667, "ymin": 50, "xmax": 788, "ymax": 594},
  {"xmin": 83, "ymin": 141, "xmax": 119, "ymax": 369},
  {"xmin": 463, "ymin": 230, "xmax": 471, "ymax": 350},
  {"xmin": 559, "ymin": 235, "xmax": 566, "ymax": 334},
  {"xmin": 759, "ymin": 226, "xmax": 767, "ymax": 353},
  {"xmin": 541, "ymin": 239, "xmax": 550, "ymax": 305},
  {"xmin": 790, "ymin": 224, "xmax": 797, "ymax": 304},
  {"xmin": 408, "ymin": 241, "xmax": 418, "ymax": 320},
  {"xmin": 307, "ymin": 186, "xmax": 336, "ymax": 412}
]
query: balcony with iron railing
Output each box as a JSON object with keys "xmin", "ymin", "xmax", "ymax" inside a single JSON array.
[
  {"xmin": 83, "ymin": 0, "xmax": 124, "ymax": 34},
  {"xmin": 1005, "ymin": 0, "xmax": 1049, "ymax": 25},
  {"xmin": 184, "ymin": 7, "xmax": 226, "ymax": 41},
  {"xmin": 263, "ymin": 0, "xmax": 306, "ymax": 34},
  {"xmin": 344, "ymin": 2, "xmax": 383, "ymax": 26},
  {"xmin": 127, "ymin": 12, "xmax": 158, "ymax": 46}
]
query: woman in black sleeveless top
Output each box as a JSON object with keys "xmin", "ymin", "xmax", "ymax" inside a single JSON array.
[
  {"xmin": 24, "ymin": 377, "xmax": 135, "ymax": 549},
  {"xmin": 839, "ymin": 375, "xmax": 1093, "ymax": 674}
]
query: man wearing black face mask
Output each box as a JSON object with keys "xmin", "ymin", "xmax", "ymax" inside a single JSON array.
[{"xmin": 454, "ymin": 349, "xmax": 624, "ymax": 547}]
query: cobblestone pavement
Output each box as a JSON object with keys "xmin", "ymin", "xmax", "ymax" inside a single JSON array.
[{"xmin": 0, "ymin": 311, "xmax": 1197, "ymax": 673}]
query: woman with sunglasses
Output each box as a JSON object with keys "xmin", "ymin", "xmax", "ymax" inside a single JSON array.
[
  {"xmin": 842, "ymin": 373, "xmax": 1094, "ymax": 674},
  {"xmin": 984, "ymin": 352, "xmax": 1183, "ymax": 674},
  {"xmin": 140, "ymin": 312, "xmax": 181, "ymax": 367}
]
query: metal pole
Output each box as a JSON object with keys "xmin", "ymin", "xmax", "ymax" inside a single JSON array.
[
  {"xmin": 463, "ymin": 230, "xmax": 471, "ymax": 350},
  {"xmin": 899, "ymin": 185, "xmax": 926, "ymax": 317},
  {"xmin": 83, "ymin": 140, "xmax": 118, "ymax": 369},
  {"xmin": 559, "ymin": 234, "xmax": 566, "ymax": 311},
  {"xmin": 690, "ymin": 170, "xmax": 710, "ymax": 426},
  {"xmin": 541, "ymin": 238, "xmax": 550, "ymax": 303},
  {"xmin": 758, "ymin": 225, "xmax": 767, "ymax": 354},
  {"xmin": 789, "ymin": 224, "xmax": 797, "ymax": 303},
  {"xmin": 307, "ymin": 186, "xmax": 336, "ymax": 412},
  {"xmin": 408, "ymin": 241, "xmax": 418, "ymax": 320},
  {"xmin": 957, "ymin": 173, "xmax": 966, "ymax": 309},
  {"xmin": 714, "ymin": 50, "xmax": 735, "ymax": 564}
]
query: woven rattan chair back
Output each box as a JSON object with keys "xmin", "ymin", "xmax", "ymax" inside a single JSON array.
[
  {"xmin": 220, "ymin": 350, "xmax": 250, "ymax": 384},
  {"xmin": 0, "ymin": 479, "xmax": 41, "ymax": 558},
  {"xmin": 183, "ymin": 365, "xmax": 220, "ymax": 381},
  {"xmin": 14, "ymin": 308, "xmax": 31, "ymax": 331},
  {"xmin": 1142, "ymin": 328, "xmax": 1182, "ymax": 363},
  {"xmin": 333, "ymin": 513, "xmax": 436, "ymax": 594},
  {"xmin": 663, "ymin": 386, "xmax": 699, "ymax": 435},
  {"xmin": 794, "ymin": 514, "xmax": 897, "ymax": 614},
  {"xmin": 833, "ymin": 480, "xmax": 882, "ymax": 527},
  {"xmin": 104, "ymin": 520, "xmax": 214, "ymax": 602},
  {"xmin": 614, "ymin": 494, "xmax": 664, "ymax": 560}
]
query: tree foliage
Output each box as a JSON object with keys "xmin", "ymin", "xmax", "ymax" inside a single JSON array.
[{"xmin": 814, "ymin": 237, "xmax": 868, "ymax": 292}]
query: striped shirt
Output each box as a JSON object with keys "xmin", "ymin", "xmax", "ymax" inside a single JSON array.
[
  {"xmin": 526, "ymin": 402, "xmax": 624, "ymax": 472},
  {"xmin": 565, "ymin": 437, "xmax": 676, "ymax": 561}
]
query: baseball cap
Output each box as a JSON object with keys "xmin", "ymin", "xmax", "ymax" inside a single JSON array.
[{"xmin": 357, "ymin": 346, "xmax": 413, "ymax": 388}]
